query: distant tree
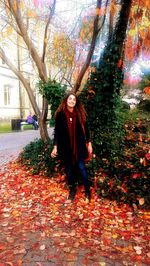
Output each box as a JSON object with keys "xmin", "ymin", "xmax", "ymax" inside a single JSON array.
[
  {"xmin": 48, "ymin": 32, "xmax": 75, "ymax": 84},
  {"xmin": 0, "ymin": 0, "xmax": 102, "ymax": 141},
  {"xmin": 0, "ymin": 0, "xmax": 57, "ymax": 141}
]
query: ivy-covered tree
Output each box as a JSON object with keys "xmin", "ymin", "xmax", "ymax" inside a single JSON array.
[{"xmin": 80, "ymin": 0, "xmax": 132, "ymax": 163}]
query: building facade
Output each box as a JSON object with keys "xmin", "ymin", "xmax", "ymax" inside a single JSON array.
[{"xmin": 0, "ymin": 58, "xmax": 34, "ymax": 121}]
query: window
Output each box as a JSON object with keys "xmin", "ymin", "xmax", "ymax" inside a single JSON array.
[{"xmin": 4, "ymin": 85, "xmax": 10, "ymax": 105}]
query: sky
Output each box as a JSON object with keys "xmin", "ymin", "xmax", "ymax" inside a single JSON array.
[{"xmin": 55, "ymin": 0, "xmax": 96, "ymax": 31}]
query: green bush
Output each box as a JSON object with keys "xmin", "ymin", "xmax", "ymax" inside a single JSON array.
[
  {"xmin": 38, "ymin": 79, "xmax": 67, "ymax": 125},
  {"xmin": 139, "ymin": 73, "xmax": 150, "ymax": 91},
  {"xmin": 18, "ymin": 138, "xmax": 60, "ymax": 176},
  {"xmin": 96, "ymin": 134, "xmax": 150, "ymax": 209},
  {"xmin": 137, "ymin": 99, "xmax": 150, "ymax": 113},
  {"xmin": 119, "ymin": 109, "xmax": 150, "ymax": 136},
  {"xmin": 119, "ymin": 100, "xmax": 130, "ymax": 111},
  {"xmin": 94, "ymin": 108, "xmax": 150, "ymax": 209}
]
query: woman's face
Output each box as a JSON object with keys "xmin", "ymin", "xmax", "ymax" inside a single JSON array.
[{"xmin": 67, "ymin": 94, "xmax": 76, "ymax": 109}]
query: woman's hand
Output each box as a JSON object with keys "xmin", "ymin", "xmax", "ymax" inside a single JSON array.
[
  {"xmin": 87, "ymin": 142, "xmax": 93, "ymax": 156},
  {"xmin": 51, "ymin": 145, "xmax": 57, "ymax": 158}
]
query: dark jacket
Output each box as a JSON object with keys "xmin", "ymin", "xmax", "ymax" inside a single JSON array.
[{"xmin": 54, "ymin": 111, "xmax": 90, "ymax": 165}]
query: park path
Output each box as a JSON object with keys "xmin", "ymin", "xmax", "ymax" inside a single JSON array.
[{"xmin": 0, "ymin": 128, "xmax": 54, "ymax": 166}]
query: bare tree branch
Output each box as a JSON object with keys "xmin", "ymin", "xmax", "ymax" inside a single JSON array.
[
  {"xmin": 74, "ymin": 0, "xmax": 103, "ymax": 93},
  {"xmin": 0, "ymin": 1, "xmax": 56, "ymax": 140},
  {"xmin": 7, "ymin": 0, "xmax": 47, "ymax": 82},
  {"xmin": 0, "ymin": 47, "xmax": 40, "ymax": 116},
  {"xmin": 42, "ymin": 0, "xmax": 56, "ymax": 62},
  {"xmin": 98, "ymin": 0, "xmax": 109, "ymax": 32},
  {"xmin": 2, "ymin": 1, "xmax": 22, "ymax": 36},
  {"xmin": 6, "ymin": 0, "xmax": 57, "ymax": 124},
  {"xmin": 61, "ymin": 76, "xmax": 73, "ymax": 89},
  {"xmin": 73, "ymin": 0, "xmax": 110, "ymax": 93}
]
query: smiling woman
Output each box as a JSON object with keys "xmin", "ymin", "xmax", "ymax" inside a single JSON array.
[
  {"xmin": 51, "ymin": 91, "xmax": 93, "ymax": 202},
  {"xmin": 66, "ymin": 94, "xmax": 77, "ymax": 110}
]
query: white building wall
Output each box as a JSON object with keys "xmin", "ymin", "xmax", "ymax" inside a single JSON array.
[
  {"xmin": 0, "ymin": 11, "xmax": 55, "ymax": 122},
  {"xmin": 0, "ymin": 64, "xmax": 21, "ymax": 119}
]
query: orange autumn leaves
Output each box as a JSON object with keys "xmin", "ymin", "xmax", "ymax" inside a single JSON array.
[
  {"xmin": 3, "ymin": 1, "xmax": 150, "ymax": 67},
  {"xmin": 49, "ymin": 33, "xmax": 75, "ymax": 69},
  {"xmin": 126, "ymin": 1, "xmax": 150, "ymax": 62},
  {"xmin": 144, "ymin": 86, "xmax": 150, "ymax": 95},
  {"xmin": 79, "ymin": 1, "xmax": 150, "ymax": 67},
  {"xmin": 0, "ymin": 161, "xmax": 150, "ymax": 264}
]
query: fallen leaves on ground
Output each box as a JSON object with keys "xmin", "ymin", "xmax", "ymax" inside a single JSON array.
[{"xmin": 0, "ymin": 162, "xmax": 150, "ymax": 265}]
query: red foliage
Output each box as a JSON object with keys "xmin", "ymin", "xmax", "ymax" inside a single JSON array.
[
  {"xmin": 0, "ymin": 156, "xmax": 150, "ymax": 264},
  {"xmin": 144, "ymin": 86, "xmax": 150, "ymax": 95}
]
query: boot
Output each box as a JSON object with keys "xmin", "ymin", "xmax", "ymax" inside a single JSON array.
[
  {"xmin": 68, "ymin": 187, "xmax": 76, "ymax": 201},
  {"xmin": 85, "ymin": 189, "xmax": 91, "ymax": 202}
]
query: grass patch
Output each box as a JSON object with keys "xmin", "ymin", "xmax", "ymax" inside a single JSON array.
[
  {"xmin": 0, "ymin": 122, "xmax": 12, "ymax": 133},
  {"xmin": 120, "ymin": 108, "xmax": 150, "ymax": 136},
  {"xmin": 22, "ymin": 124, "xmax": 34, "ymax": 130}
]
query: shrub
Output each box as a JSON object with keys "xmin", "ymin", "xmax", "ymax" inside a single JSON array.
[
  {"xmin": 38, "ymin": 79, "xmax": 67, "ymax": 125},
  {"xmin": 139, "ymin": 73, "xmax": 150, "ymax": 91},
  {"xmin": 18, "ymin": 138, "xmax": 60, "ymax": 176},
  {"xmin": 137, "ymin": 99, "xmax": 150, "ymax": 113},
  {"xmin": 96, "ymin": 113, "xmax": 150, "ymax": 209}
]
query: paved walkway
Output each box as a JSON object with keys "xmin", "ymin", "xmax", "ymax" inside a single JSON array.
[{"xmin": 0, "ymin": 128, "xmax": 54, "ymax": 166}]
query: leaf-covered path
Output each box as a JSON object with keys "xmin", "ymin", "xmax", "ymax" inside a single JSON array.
[{"xmin": 0, "ymin": 162, "xmax": 150, "ymax": 266}]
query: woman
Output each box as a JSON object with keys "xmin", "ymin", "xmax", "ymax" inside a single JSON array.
[
  {"xmin": 51, "ymin": 92, "xmax": 92, "ymax": 202},
  {"xmin": 26, "ymin": 113, "xmax": 38, "ymax": 130}
]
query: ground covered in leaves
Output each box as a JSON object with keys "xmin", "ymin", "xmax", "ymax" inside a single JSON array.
[{"xmin": 0, "ymin": 161, "xmax": 150, "ymax": 265}]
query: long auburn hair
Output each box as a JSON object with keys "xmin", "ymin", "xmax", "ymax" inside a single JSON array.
[{"xmin": 55, "ymin": 91, "xmax": 87, "ymax": 125}]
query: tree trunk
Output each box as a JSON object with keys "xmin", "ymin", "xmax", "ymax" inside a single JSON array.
[
  {"xmin": 80, "ymin": 0, "xmax": 132, "ymax": 159},
  {"xmin": 38, "ymin": 118, "xmax": 49, "ymax": 141},
  {"xmin": 112, "ymin": 0, "xmax": 132, "ymax": 52},
  {"xmin": 98, "ymin": 0, "xmax": 132, "ymax": 96}
]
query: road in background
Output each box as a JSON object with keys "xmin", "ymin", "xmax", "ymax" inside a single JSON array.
[{"xmin": 0, "ymin": 128, "xmax": 54, "ymax": 166}]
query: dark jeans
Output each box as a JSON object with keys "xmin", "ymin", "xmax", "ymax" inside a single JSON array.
[
  {"xmin": 28, "ymin": 119, "xmax": 38, "ymax": 130},
  {"xmin": 64, "ymin": 160, "xmax": 90, "ymax": 192}
]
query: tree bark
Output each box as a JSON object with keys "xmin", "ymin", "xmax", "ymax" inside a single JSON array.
[
  {"xmin": 98, "ymin": 0, "xmax": 132, "ymax": 96},
  {"xmin": 102, "ymin": 0, "xmax": 132, "ymax": 64}
]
